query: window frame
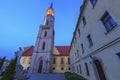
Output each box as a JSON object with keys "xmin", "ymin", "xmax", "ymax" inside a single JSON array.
[
  {"xmin": 101, "ymin": 11, "xmax": 117, "ymax": 33},
  {"xmin": 85, "ymin": 62, "xmax": 90, "ymax": 76},
  {"xmin": 87, "ymin": 34, "xmax": 93, "ymax": 47},
  {"xmin": 44, "ymin": 31, "xmax": 47, "ymax": 37},
  {"xmin": 79, "ymin": 64, "xmax": 82, "ymax": 74},
  {"xmin": 42, "ymin": 42, "xmax": 45, "ymax": 50},
  {"xmin": 68, "ymin": 58, "xmax": 70, "ymax": 64},
  {"xmin": 77, "ymin": 65, "xmax": 79, "ymax": 73}
]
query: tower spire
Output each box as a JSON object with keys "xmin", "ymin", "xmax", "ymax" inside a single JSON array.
[
  {"xmin": 50, "ymin": 2, "xmax": 53, "ymax": 9},
  {"xmin": 46, "ymin": 2, "xmax": 54, "ymax": 16}
]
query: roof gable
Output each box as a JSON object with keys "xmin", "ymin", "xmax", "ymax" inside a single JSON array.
[{"xmin": 55, "ymin": 46, "xmax": 70, "ymax": 56}]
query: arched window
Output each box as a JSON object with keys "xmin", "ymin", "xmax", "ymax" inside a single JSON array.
[
  {"xmin": 42, "ymin": 42, "xmax": 45, "ymax": 50},
  {"xmin": 44, "ymin": 31, "xmax": 47, "ymax": 37}
]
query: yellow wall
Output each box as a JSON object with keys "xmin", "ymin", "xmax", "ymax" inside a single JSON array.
[
  {"xmin": 52, "ymin": 56, "xmax": 70, "ymax": 73},
  {"xmin": 20, "ymin": 56, "xmax": 31, "ymax": 70}
]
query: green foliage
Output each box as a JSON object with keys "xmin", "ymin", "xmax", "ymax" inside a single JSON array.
[
  {"xmin": 0, "ymin": 56, "xmax": 6, "ymax": 69},
  {"xmin": 65, "ymin": 72, "xmax": 86, "ymax": 80},
  {"xmin": 1, "ymin": 56, "xmax": 18, "ymax": 80}
]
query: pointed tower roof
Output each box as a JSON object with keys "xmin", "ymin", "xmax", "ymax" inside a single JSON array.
[{"xmin": 46, "ymin": 3, "xmax": 54, "ymax": 16}]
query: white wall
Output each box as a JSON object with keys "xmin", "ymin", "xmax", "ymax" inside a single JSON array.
[{"xmin": 70, "ymin": 0, "xmax": 120, "ymax": 80}]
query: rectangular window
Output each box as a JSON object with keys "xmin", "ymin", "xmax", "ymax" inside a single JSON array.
[
  {"xmin": 68, "ymin": 58, "xmax": 70, "ymax": 64},
  {"xmin": 117, "ymin": 53, "xmax": 120, "ymax": 59},
  {"xmin": 81, "ymin": 44, "xmax": 84, "ymax": 53},
  {"xmin": 85, "ymin": 62, "xmax": 89, "ymax": 76},
  {"xmin": 90, "ymin": 0, "xmax": 97, "ymax": 7},
  {"xmin": 69, "ymin": 67, "xmax": 70, "ymax": 70},
  {"xmin": 101, "ymin": 11, "xmax": 117, "ymax": 32},
  {"xmin": 61, "ymin": 58, "xmax": 64, "ymax": 64},
  {"xmin": 53, "ymin": 58, "xmax": 56, "ymax": 64},
  {"xmin": 87, "ymin": 34, "xmax": 93, "ymax": 47},
  {"xmin": 79, "ymin": 64, "xmax": 82, "ymax": 74},
  {"xmin": 77, "ymin": 65, "xmax": 79, "ymax": 73},
  {"xmin": 82, "ymin": 16, "xmax": 86, "ymax": 27}
]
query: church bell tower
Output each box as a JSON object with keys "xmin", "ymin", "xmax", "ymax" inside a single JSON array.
[{"xmin": 29, "ymin": 3, "xmax": 54, "ymax": 73}]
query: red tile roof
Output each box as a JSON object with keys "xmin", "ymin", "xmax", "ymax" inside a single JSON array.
[
  {"xmin": 56, "ymin": 46, "xmax": 70, "ymax": 56},
  {"xmin": 22, "ymin": 46, "xmax": 34, "ymax": 56}
]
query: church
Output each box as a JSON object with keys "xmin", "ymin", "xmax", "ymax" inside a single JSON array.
[
  {"xmin": 19, "ymin": 3, "xmax": 70, "ymax": 74},
  {"xmin": 29, "ymin": 3, "xmax": 55, "ymax": 73}
]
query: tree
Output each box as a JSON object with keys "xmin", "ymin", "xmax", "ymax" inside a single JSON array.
[
  {"xmin": 1, "ymin": 56, "xmax": 18, "ymax": 80},
  {"xmin": 0, "ymin": 56, "xmax": 6, "ymax": 70}
]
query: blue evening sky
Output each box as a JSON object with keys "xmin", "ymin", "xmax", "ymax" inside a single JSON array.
[{"xmin": 0, "ymin": 0, "xmax": 83, "ymax": 59}]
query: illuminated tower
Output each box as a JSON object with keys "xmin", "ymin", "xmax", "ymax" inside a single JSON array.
[{"xmin": 29, "ymin": 3, "xmax": 54, "ymax": 73}]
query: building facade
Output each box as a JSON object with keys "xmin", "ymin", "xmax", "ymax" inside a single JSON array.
[
  {"xmin": 69, "ymin": 0, "xmax": 120, "ymax": 80},
  {"xmin": 52, "ymin": 46, "xmax": 70, "ymax": 73},
  {"xmin": 20, "ymin": 46, "xmax": 34, "ymax": 71},
  {"xmin": 20, "ymin": 46, "xmax": 70, "ymax": 73},
  {"xmin": 29, "ymin": 3, "xmax": 55, "ymax": 73}
]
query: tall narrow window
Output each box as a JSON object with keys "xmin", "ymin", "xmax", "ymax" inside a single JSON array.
[
  {"xmin": 82, "ymin": 16, "xmax": 86, "ymax": 27},
  {"xmin": 90, "ymin": 0, "xmax": 97, "ymax": 7},
  {"xmin": 101, "ymin": 11, "xmax": 117, "ymax": 32},
  {"xmin": 79, "ymin": 64, "xmax": 82, "ymax": 74},
  {"xmin": 87, "ymin": 34, "xmax": 93, "ymax": 47},
  {"xmin": 85, "ymin": 62, "xmax": 89, "ymax": 76},
  {"xmin": 77, "ymin": 65, "xmax": 79, "ymax": 73},
  {"xmin": 61, "ymin": 58, "xmax": 64, "ymax": 64},
  {"xmin": 69, "ymin": 67, "xmax": 70, "ymax": 70},
  {"xmin": 42, "ymin": 42, "xmax": 45, "ymax": 50},
  {"xmin": 53, "ymin": 58, "xmax": 56, "ymax": 64},
  {"xmin": 81, "ymin": 43, "xmax": 84, "ymax": 53},
  {"xmin": 44, "ymin": 31, "xmax": 47, "ymax": 37},
  {"xmin": 68, "ymin": 58, "xmax": 70, "ymax": 64}
]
